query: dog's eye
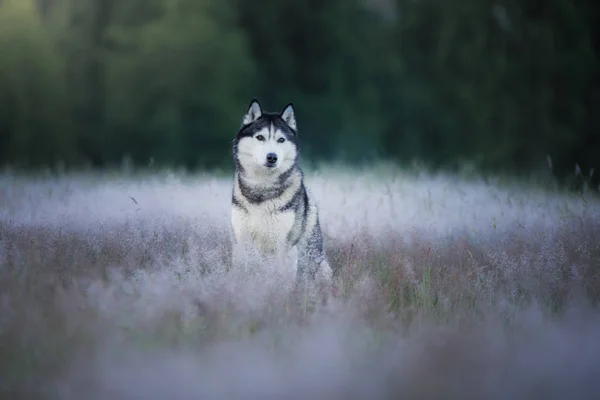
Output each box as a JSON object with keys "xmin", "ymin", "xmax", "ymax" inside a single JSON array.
[
  {"xmin": 277, "ymin": 138, "xmax": 285, "ymax": 143},
  {"xmin": 256, "ymin": 135, "xmax": 265, "ymax": 141}
]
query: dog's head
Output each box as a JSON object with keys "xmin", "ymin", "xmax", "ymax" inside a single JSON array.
[{"xmin": 233, "ymin": 99, "xmax": 298, "ymax": 175}]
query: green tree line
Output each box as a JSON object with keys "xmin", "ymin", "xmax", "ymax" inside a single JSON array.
[{"xmin": 0, "ymin": 0, "xmax": 598, "ymax": 185}]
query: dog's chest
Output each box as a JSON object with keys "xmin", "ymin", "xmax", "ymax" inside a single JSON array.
[{"xmin": 232, "ymin": 205, "xmax": 295, "ymax": 253}]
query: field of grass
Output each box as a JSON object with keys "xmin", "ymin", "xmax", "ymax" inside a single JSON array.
[{"xmin": 1, "ymin": 163, "xmax": 600, "ymax": 399}]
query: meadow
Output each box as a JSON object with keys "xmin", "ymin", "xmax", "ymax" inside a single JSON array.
[{"xmin": 1, "ymin": 163, "xmax": 599, "ymax": 399}]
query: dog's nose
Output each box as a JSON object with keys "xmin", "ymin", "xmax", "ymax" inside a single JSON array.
[{"xmin": 266, "ymin": 153, "xmax": 278, "ymax": 164}]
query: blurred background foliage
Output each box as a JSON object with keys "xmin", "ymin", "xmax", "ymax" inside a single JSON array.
[{"xmin": 0, "ymin": 0, "xmax": 598, "ymax": 186}]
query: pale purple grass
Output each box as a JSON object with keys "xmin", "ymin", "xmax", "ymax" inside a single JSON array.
[{"xmin": 0, "ymin": 164, "xmax": 599, "ymax": 399}]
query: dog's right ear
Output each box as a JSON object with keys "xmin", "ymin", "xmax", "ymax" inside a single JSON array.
[{"xmin": 242, "ymin": 99, "xmax": 263, "ymax": 126}]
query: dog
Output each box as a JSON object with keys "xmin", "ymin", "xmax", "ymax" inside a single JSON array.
[{"xmin": 230, "ymin": 99, "xmax": 332, "ymax": 288}]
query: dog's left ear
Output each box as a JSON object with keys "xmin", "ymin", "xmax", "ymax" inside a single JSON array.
[
  {"xmin": 242, "ymin": 99, "xmax": 263, "ymax": 126},
  {"xmin": 280, "ymin": 103, "xmax": 297, "ymax": 131}
]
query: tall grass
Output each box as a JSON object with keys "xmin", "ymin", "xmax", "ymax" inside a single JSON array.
[{"xmin": 1, "ymin": 164, "xmax": 599, "ymax": 399}]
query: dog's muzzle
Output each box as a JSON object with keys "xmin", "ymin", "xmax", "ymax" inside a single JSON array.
[{"xmin": 266, "ymin": 153, "xmax": 278, "ymax": 168}]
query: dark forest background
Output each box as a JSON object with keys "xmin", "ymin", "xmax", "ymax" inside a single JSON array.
[{"xmin": 0, "ymin": 0, "xmax": 598, "ymax": 187}]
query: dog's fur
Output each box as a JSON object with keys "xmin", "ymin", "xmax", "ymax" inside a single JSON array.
[{"xmin": 230, "ymin": 99, "xmax": 332, "ymax": 286}]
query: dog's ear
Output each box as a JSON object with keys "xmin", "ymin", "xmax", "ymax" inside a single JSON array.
[
  {"xmin": 242, "ymin": 99, "xmax": 262, "ymax": 126},
  {"xmin": 280, "ymin": 103, "xmax": 297, "ymax": 131}
]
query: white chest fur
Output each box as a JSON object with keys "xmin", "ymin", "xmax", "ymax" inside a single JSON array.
[{"xmin": 231, "ymin": 204, "xmax": 295, "ymax": 255}]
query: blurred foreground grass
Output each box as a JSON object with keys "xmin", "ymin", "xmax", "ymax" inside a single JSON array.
[{"xmin": 0, "ymin": 164, "xmax": 599, "ymax": 399}]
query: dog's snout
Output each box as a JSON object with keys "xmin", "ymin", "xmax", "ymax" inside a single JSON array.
[{"xmin": 266, "ymin": 153, "xmax": 278, "ymax": 164}]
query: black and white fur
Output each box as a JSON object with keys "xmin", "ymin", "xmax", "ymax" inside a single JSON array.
[{"xmin": 231, "ymin": 99, "xmax": 332, "ymax": 285}]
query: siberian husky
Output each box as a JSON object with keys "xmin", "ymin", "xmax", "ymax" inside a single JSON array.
[{"xmin": 230, "ymin": 99, "xmax": 332, "ymax": 289}]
